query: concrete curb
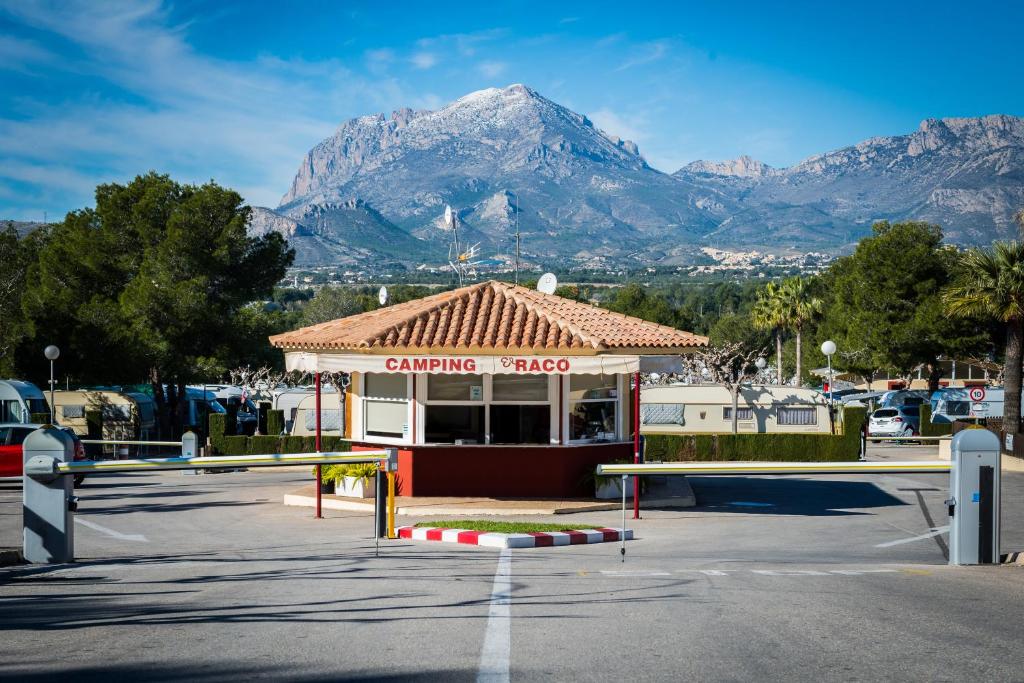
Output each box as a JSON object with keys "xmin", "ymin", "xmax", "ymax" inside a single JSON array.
[
  {"xmin": 397, "ymin": 525, "xmax": 633, "ymax": 549},
  {"xmin": 0, "ymin": 548, "xmax": 24, "ymax": 567}
]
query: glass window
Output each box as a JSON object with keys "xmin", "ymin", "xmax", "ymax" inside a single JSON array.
[
  {"xmin": 491, "ymin": 405, "xmax": 550, "ymax": 444},
  {"xmin": 723, "ymin": 407, "xmax": 753, "ymax": 421},
  {"xmin": 365, "ymin": 373, "xmax": 407, "ymax": 399},
  {"xmin": 778, "ymin": 406, "xmax": 816, "ymax": 425},
  {"xmin": 425, "ymin": 405, "xmax": 485, "ymax": 443},
  {"xmin": 570, "ymin": 401, "xmax": 617, "ymax": 441},
  {"xmin": 364, "ymin": 401, "xmax": 406, "ymax": 439},
  {"xmin": 0, "ymin": 401, "xmax": 20, "ymax": 423},
  {"xmin": 305, "ymin": 409, "xmax": 343, "ymax": 432},
  {"xmin": 27, "ymin": 399, "xmax": 49, "ymax": 417},
  {"xmin": 569, "ymin": 375, "xmax": 618, "ymax": 401},
  {"xmin": 492, "ymin": 374, "xmax": 548, "ymax": 402},
  {"xmin": 642, "ymin": 403, "xmax": 684, "ymax": 425},
  {"xmin": 9, "ymin": 427, "xmax": 32, "ymax": 446},
  {"xmin": 102, "ymin": 405, "xmax": 133, "ymax": 421},
  {"xmin": 428, "ymin": 374, "xmax": 484, "ymax": 401},
  {"xmin": 62, "ymin": 405, "xmax": 86, "ymax": 419}
]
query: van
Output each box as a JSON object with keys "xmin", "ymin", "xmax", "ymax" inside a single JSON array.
[{"xmin": 0, "ymin": 380, "xmax": 51, "ymax": 424}]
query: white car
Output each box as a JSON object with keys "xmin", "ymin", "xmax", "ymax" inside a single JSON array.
[{"xmin": 868, "ymin": 408, "xmax": 915, "ymax": 438}]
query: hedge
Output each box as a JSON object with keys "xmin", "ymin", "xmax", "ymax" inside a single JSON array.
[
  {"xmin": 920, "ymin": 404, "xmax": 952, "ymax": 436},
  {"xmin": 209, "ymin": 412, "xmax": 349, "ymax": 456},
  {"xmin": 643, "ymin": 407, "xmax": 866, "ymax": 462},
  {"xmin": 267, "ymin": 409, "xmax": 284, "ymax": 436}
]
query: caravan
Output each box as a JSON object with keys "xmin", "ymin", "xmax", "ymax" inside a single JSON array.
[
  {"xmin": 641, "ymin": 384, "xmax": 831, "ymax": 435},
  {"xmin": 930, "ymin": 386, "xmax": 1012, "ymax": 424},
  {"xmin": 52, "ymin": 389, "xmax": 158, "ymax": 455},
  {"xmin": 0, "ymin": 380, "xmax": 50, "ymax": 424}
]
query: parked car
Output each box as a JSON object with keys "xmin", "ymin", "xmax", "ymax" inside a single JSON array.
[
  {"xmin": 0, "ymin": 423, "xmax": 87, "ymax": 486},
  {"xmin": 868, "ymin": 408, "xmax": 917, "ymax": 439}
]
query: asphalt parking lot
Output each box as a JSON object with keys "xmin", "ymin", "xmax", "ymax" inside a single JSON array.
[{"xmin": 4, "ymin": 447, "xmax": 1024, "ymax": 681}]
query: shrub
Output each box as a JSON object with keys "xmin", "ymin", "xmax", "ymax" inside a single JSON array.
[
  {"xmin": 644, "ymin": 408, "xmax": 865, "ymax": 463},
  {"xmin": 249, "ymin": 435, "xmax": 281, "ymax": 454},
  {"xmin": 208, "ymin": 413, "xmax": 227, "ymax": 447},
  {"xmin": 217, "ymin": 435, "xmax": 251, "ymax": 456},
  {"xmin": 266, "ymin": 409, "xmax": 284, "ymax": 436},
  {"xmin": 920, "ymin": 404, "xmax": 952, "ymax": 436}
]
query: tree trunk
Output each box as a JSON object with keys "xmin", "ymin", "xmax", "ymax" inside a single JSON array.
[
  {"xmin": 1004, "ymin": 319, "xmax": 1023, "ymax": 437},
  {"xmin": 775, "ymin": 331, "xmax": 783, "ymax": 385},
  {"xmin": 795, "ymin": 326, "xmax": 803, "ymax": 388},
  {"xmin": 151, "ymin": 367, "xmax": 168, "ymax": 440},
  {"xmin": 731, "ymin": 384, "xmax": 739, "ymax": 435},
  {"xmin": 926, "ymin": 361, "xmax": 943, "ymax": 394}
]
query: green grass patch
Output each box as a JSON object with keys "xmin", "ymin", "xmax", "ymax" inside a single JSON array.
[{"xmin": 414, "ymin": 520, "xmax": 604, "ymax": 534}]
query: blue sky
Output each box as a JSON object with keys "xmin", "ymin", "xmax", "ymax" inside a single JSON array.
[{"xmin": 2, "ymin": 0, "xmax": 1022, "ymax": 221}]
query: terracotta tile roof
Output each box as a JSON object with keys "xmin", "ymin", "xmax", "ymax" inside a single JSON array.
[{"xmin": 270, "ymin": 280, "xmax": 707, "ymax": 354}]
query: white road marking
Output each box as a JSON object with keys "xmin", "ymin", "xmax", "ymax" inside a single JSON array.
[
  {"xmin": 601, "ymin": 570, "xmax": 672, "ymax": 577},
  {"xmin": 875, "ymin": 526, "xmax": 949, "ymax": 548},
  {"xmin": 603, "ymin": 568, "xmax": 906, "ymax": 578},
  {"xmin": 477, "ymin": 547, "xmax": 511, "ymax": 683},
  {"xmin": 74, "ymin": 517, "xmax": 148, "ymax": 542}
]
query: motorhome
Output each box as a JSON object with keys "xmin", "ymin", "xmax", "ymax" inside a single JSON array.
[
  {"xmin": 0, "ymin": 380, "xmax": 50, "ymax": 424},
  {"xmin": 930, "ymin": 387, "xmax": 1014, "ymax": 424},
  {"xmin": 640, "ymin": 384, "xmax": 832, "ymax": 435}
]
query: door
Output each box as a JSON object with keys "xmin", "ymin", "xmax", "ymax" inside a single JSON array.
[{"xmin": 0, "ymin": 426, "xmax": 21, "ymax": 477}]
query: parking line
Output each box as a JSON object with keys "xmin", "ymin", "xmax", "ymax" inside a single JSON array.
[
  {"xmin": 477, "ymin": 548, "xmax": 511, "ymax": 683},
  {"xmin": 875, "ymin": 526, "xmax": 949, "ymax": 548},
  {"xmin": 74, "ymin": 517, "xmax": 148, "ymax": 542}
]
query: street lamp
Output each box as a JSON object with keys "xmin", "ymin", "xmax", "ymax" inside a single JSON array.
[
  {"xmin": 43, "ymin": 345, "xmax": 60, "ymax": 424},
  {"xmin": 821, "ymin": 340, "xmax": 837, "ymax": 406}
]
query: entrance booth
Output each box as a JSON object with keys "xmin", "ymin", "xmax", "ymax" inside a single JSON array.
[{"xmin": 270, "ymin": 280, "xmax": 706, "ymax": 497}]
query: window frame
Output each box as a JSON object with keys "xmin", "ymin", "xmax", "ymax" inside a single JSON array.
[
  {"xmin": 566, "ymin": 374, "xmax": 624, "ymax": 444},
  {"xmin": 723, "ymin": 406, "xmax": 754, "ymax": 421},
  {"xmin": 357, "ymin": 373, "xmax": 413, "ymax": 446}
]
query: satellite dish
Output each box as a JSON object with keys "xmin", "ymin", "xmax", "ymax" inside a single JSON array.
[
  {"xmin": 378, "ymin": 286, "xmax": 389, "ymax": 306},
  {"xmin": 537, "ymin": 272, "xmax": 558, "ymax": 295},
  {"xmin": 443, "ymin": 205, "xmax": 454, "ymax": 230}
]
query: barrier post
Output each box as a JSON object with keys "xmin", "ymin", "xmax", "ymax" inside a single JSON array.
[
  {"xmin": 181, "ymin": 430, "xmax": 199, "ymax": 475},
  {"xmin": 315, "ymin": 371, "xmax": 322, "ymax": 520},
  {"xmin": 386, "ymin": 448, "xmax": 398, "ymax": 539},
  {"xmin": 948, "ymin": 429, "xmax": 1001, "ymax": 565},
  {"xmin": 375, "ymin": 466, "xmax": 387, "ymax": 539},
  {"xmin": 22, "ymin": 427, "xmax": 75, "ymax": 564}
]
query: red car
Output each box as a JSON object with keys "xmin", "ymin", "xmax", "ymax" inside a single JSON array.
[{"xmin": 0, "ymin": 423, "xmax": 87, "ymax": 486}]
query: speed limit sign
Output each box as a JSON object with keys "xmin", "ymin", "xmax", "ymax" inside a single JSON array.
[{"xmin": 969, "ymin": 386, "xmax": 986, "ymax": 402}]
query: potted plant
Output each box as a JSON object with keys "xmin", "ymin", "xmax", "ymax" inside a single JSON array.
[
  {"xmin": 317, "ymin": 464, "xmax": 347, "ymax": 493},
  {"xmin": 335, "ymin": 462, "xmax": 378, "ymax": 498}
]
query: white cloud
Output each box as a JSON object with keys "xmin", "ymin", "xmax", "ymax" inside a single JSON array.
[
  {"xmin": 478, "ymin": 61, "xmax": 507, "ymax": 78},
  {"xmin": 411, "ymin": 51, "xmax": 438, "ymax": 69},
  {"xmin": 614, "ymin": 41, "xmax": 668, "ymax": 72},
  {"xmin": 0, "ymin": 0, "xmax": 420, "ymax": 213}
]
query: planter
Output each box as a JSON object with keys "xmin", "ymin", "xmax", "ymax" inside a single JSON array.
[
  {"xmin": 596, "ymin": 475, "xmax": 633, "ymax": 500},
  {"xmin": 334, "ymin": 476, "xmax": 376, "ymax": 498}
]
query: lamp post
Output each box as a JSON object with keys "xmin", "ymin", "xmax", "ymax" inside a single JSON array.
[
  {"xmin": 43, "ymin": 345, "xmax": 60, "ymax": 424},
  {"xmin": 821, "ymin": 340, "xmax": 837, "ymax": 406}
]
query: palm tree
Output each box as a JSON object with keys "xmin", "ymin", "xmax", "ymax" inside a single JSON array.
[
  {"xmin": 944, "ymin": 241, "xmax": 1024, "ymax": 436},
  {"xmin": 752, "ymin": 281, "xmax": 788, "ymax": 384},
  {"xmin": 779, "ymin": 276, "xmax": 822, "ymax": 386}
]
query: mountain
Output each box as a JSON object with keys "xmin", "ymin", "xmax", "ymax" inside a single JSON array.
[
  {"xmin": 674, "ymin": 115, "xmax": 1024, "ymax": 246},
  {"xmin": 265, "ymin": 84, "xmax": 731, "ymax": 265},
  {"xmin": 255, "ymin": 85, "xmax": 1024, "ymax": 266}
]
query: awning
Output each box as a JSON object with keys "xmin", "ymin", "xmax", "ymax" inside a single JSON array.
[{"xmin": 285, "ymin": 353, "xmax": 682, "ymax": 376}]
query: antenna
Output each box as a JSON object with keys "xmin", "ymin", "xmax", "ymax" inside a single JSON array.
[
  {"xmin": 378, "ymin": 286, "xmax": 389, "ymax": 306},
  {"xmin": 537, "ymin": 272, "xmax": 557, "ymax": 295}
]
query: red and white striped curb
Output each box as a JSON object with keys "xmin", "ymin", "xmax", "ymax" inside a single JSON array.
[{"xmin": 397, "ymin": 526, "xmax": 633, "ymax": 549}]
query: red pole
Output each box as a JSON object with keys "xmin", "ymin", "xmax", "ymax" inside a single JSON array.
[
  {"xmin": 315, "ymin": 371, "xmax": 322, "ymax": 520},
  {"xmin": 633, "ymin": 370, "xmax": 640, "ymax": 520}
]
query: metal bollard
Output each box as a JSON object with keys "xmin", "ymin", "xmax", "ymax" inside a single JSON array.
[
  {"xmin": 375, "ymin": 466, "xmax": 387, "ymax": 539},
  {"xmin": 948, "ymin": 429, "xmax": 1001, "ymax": 565},
  {"xmin": 23, "ymin": 426, "xmax": 76, "ymax": 564},
  {"xmin": 181, "ymin": 431, "xmax": 199, "ymax": 475}
]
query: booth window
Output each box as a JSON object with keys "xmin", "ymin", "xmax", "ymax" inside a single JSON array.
[
  {"xmin": 490, "ymin": 374, "xmax": 549, "ymax": 444},
  {"xmin": 363, "ymin": 373, "xmax": 408, "ymax": 440},
  {"xmin": 723, "ymin": 406, "xmax": 753, "ymax": 421},
  {"xmin": 777, "ymin": 406, "xmax": 816, "ymax": 425},
  {"xmin": 428, "ymin": 374, "xmax": 484, "ymax": 401},
  {"xmin": 569, "ymin": 375, "xmax": 618, "ymax": 441}
]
